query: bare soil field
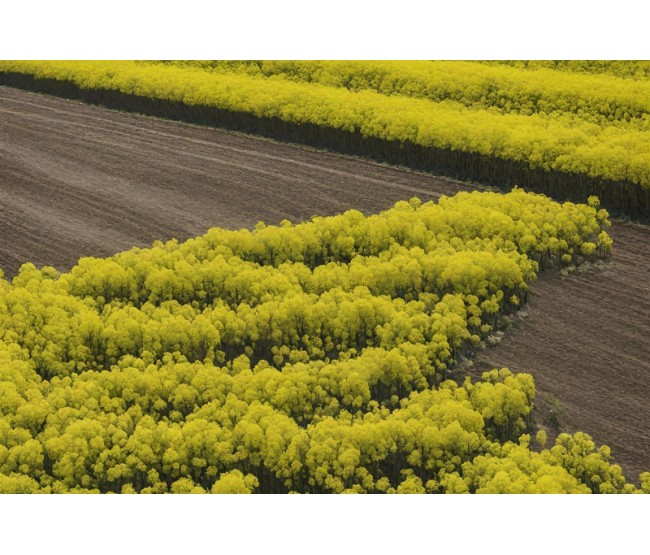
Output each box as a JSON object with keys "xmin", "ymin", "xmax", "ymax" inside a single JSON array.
[
  {"xmin": 1, "ymin": 86, "xmax": 649, "ymax": 482},
  {"xmin": 0, "ymin": 86, "xmax": 476, "ymax": 278},
  {"xmin": 472, "ymin": 221, "xmax": 650, "ymax": 482}
]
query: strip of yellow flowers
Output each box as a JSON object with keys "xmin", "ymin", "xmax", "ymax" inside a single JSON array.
[
  {"xmin": 1, "ymin": 60, "xmax": 649, "ymax": 188},
  {"xmin": 1, "ymin": 191, "xmax": 644, "ymax": 493},
  {"xmin": 170, "ymin": 60, "xmax": 650, "ymax": 126}
]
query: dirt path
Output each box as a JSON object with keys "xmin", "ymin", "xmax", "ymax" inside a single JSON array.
[
  {"xmin": 1, "ymin": 85, "xmax": 649, "ymax": 483},
  {"xmin": 473, "ymin": 221, "xmax": 650, "ymax": 482},
  {"xmin": 0, "ymin": 86, "xmax": 476, "ymax": 278}
]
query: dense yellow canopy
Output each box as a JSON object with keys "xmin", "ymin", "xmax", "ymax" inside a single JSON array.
[{"xmin": 1, "ymin": 191, "xmax": 641, "ymax": 493}]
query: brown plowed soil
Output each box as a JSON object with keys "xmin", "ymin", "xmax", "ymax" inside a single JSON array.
[
  {"xmin": 0, "ymin": 86, "xmax": 477, "ymax": 278},
  {"xmin": 472, "ymin": 221, "xmax": 650, "ymax": 482},
  {"xmin": 1, "ymin": 86, "xmax": 649, "ymax": 483}
]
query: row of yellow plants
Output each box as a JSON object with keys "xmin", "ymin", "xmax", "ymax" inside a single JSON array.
[
  {"xmin": 1, "ymin": 60, "xmax": 649, "ymax": 189},
  {"xmin": 172, "ymin": 60, "xmax": 650, "ymax": 125},
  {"xmin": 2, "ymin": 191, "xmax": 641, "ymax": 493}
]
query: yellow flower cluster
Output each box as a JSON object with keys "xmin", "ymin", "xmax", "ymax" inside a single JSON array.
[
  {"xmin": 1, "ymin": 192, "xmax": 638, "ymax": 493},
  {"xmin": 1, "ymin": 60, "xmax": 649, "ymax": 191}
]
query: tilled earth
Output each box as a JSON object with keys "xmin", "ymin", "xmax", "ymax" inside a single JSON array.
[
  {"xmin": 0, "ymin": 86, "xmax": 475, "ymax": 278},
  {"xmin": 1, "ymin": 85, "xmax": 649, "ymax": 483},
  {"xmin": 472, "ymin": 221, "xmax": 650, "ymax": 482}
]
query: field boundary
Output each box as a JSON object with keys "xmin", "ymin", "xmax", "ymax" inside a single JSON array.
[{"xmin": 2, "ymin": 71, "xmax": 650, "ymax": 218}]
